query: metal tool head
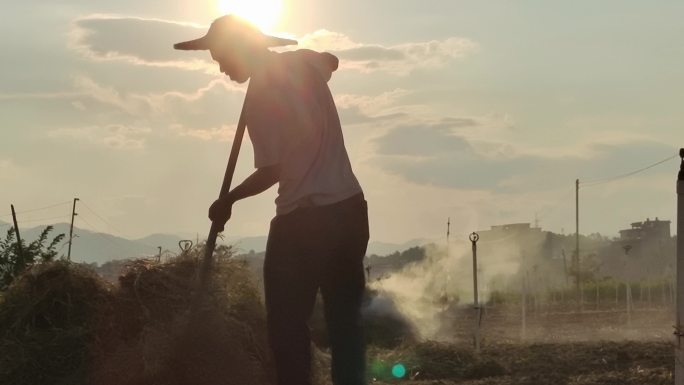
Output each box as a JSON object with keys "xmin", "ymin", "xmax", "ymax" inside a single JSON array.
[{"xmin": 179, "ymin": 240, "xmax": 194, "ymax": 253}]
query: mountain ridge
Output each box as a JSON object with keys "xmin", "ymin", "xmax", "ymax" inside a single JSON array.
[{"xmin": 0, "ymin": 220, "xmax": 428, "ymax": 264}]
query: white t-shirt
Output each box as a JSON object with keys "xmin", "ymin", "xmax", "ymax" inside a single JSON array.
[{"xmin": 245, "ymin": 49, "xmax": 362, "ymax": 215}]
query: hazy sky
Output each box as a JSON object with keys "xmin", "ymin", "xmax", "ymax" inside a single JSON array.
[{"xmin": 1, "ymin": 0, "xmax": 682, "ymax": 243}]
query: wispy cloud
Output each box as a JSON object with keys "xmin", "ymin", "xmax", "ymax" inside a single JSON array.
[
  {"xmin": 0, "ymin": 91, "xmax": 84, "ymax": 100},
  {"xmin": 6, "ymin": 73, "xmax": 246, "ymax": 144},
  {"xmin": 48, "ymin": 124, "xmax": 151, "ymax": 150},
  {"xmin": 335, "ymin": 89, "xmax": 418, "ymax": 124},
  {"xmin": 336, "ymin": 89, "xmax": 412, "ymax": 113},
  {"xmin": 69, "ymin": 15, "xmax": 477, "ymax": 76},
  {"xmin": 73, "ymin": 76, "xmax": 152, "ymax": 115},
  {"xmin": 371, "ymin": 118, "xmax": 676, "ymax": 192},
  {"xmin": 299, "ymin": 30, "xmax": 478, "ymax": 75},
  {"xmin": 169, "ymin": 123, "xmax": 236, "ymax": 142}
]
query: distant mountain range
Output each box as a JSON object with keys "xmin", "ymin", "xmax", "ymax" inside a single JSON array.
[{"xmin": 0, "ymin": 220, "xmax": 430, "ymax": 265}]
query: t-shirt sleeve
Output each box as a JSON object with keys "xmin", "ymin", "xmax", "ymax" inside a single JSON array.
[{"xmin": 245, "ymin": 81, "xmax": 285, "ymax": 169}]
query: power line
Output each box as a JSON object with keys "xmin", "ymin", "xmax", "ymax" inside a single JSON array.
[
  {"xmin": 72, "ymin": 214, "xmax": 141, "ymax": 260},
  {"xmin": 79, "ymin": 201, "xmax": 128, "ymax": 238},
  {"xmin": 0, "ymin": 200, "xmax": 71, "ymax": 218},
  {"xmin": 15, "ymin": 215, "xmax": 71, "ymax": 224},
  {"xmin": 79, "ymin": 200, "xmax": 158, "ymax": 251},
  {"xmin": 581, "ymin": 153, "xmax": 678, "ymax": 188},
  {"xmin": 76, "ymin": 215, "xmax": 101, "ymax": 233},
  {"xmin": 76, "ymin": 214, "xmax": 156, "ymax": 258},
  {"xmin": 76, "ymin": 215, "xmax": 124, "ymax": 248}
]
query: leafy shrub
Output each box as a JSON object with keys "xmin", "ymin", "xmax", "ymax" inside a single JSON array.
[{"xmin": 0, "ymin": 226, "xmax": 64, "ymax": 289}]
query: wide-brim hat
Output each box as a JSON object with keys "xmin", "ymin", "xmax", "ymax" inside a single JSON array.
[{"xmin": 174, "ymin": 14, "xmax": 297, "ymax": 51}]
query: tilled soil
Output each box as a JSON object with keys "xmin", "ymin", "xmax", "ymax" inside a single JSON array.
[{"xmin": 367, "ymin": 340, "xmax": 673, "ymax": 385}]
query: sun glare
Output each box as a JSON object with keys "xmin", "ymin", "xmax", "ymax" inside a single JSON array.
[{"xmin": 217, "ymin": 0, "xmax": 283, "ymax": 32}]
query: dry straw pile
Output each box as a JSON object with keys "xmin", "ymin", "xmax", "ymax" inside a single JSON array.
[{"xmin": 0, "ymin": 245, "xmax": 322, "ymax": 385}]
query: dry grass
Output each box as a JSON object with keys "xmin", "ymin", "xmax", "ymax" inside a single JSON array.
[
  {"xmin": 0, "ymin": 261, "xmax": 110, "ymax": 385},
  {"xmin": 0, "ymin": 248, "xmax": 282, "ymax": 385}
]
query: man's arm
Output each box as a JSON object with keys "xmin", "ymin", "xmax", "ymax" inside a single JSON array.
[
  {"xmin": 226, "ymin": 164, "xmax": 280, "ymax": 203},
  {"xmin": 208, "ymin": 164, "xmax": 280, "ymax": 228}
]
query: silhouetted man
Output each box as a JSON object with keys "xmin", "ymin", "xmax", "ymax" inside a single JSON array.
[{"xmin": 175, "ymin": 15, "xmax": 368, "ymax": 385}]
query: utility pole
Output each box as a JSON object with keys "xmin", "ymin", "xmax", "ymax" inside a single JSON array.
[
  {"xmin": 447, "ymin": 217, "xmax": 451, "ymax": 265},
  {"xmin": 10, "ymin": 205, "xmax": 23, "ymax": 261},
  {"xmin": 443, "ymin": 218, "xmax": 451, "ymax": 310},
  {"xmin": 470, "ymin": 232, "xmax": 481, "ymax": 353},
  {"xmin": 521, "ymin": 270, "xmax": 528, "ymax": 341},
  {"xmin": 575, "ymin": 179, "xmax": 582, "ymax": 310},
  {"xmin": 623, "ymin": 245, "xmax": 633, "ymax": 324},
  {"xmin": 561, "ymin": 248, "xmax": 569, "ymax": 287},
  {"xmin": 67, "ymin": 198, "xmax": 79, "ymax": 261},
  {"xmin": 675, "ymin": 148, "xmax": 684, "ymax": 385},
  {"xmin": 447, "ymin": 217, "xmax": 451, "ymax": 243}
]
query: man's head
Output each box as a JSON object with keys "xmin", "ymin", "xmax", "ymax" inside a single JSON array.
[{"xmin": 174, "ymin": 15, "xmax": 297, "ymax": 83}]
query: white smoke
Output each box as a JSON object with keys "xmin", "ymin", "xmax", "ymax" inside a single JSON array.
[{"xmin": 369, "ymin": 233, "xmax": 548, "ymax": 340}]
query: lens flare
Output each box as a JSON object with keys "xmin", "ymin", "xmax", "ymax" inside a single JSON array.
[{"xmin": 392, "ymin": 363, "xmax": 407, "ymax": 378}]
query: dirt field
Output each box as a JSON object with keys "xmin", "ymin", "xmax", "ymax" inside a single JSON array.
[
  {"xmin": 362, "ymin": 303, "xmax": 674, "ymax": 385},
  {"xmin": 439, "ymin": 304, "xmax": 674, "ymax": 343},
  {"xmin": 366, "ymin": 340, "xmax": 672, "ymax": 384}
]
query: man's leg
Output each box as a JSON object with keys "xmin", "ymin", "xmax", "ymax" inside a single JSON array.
[
  {"xmin": 264, "ymin": 214, "xmax": 320, "ymax": 385},
  {"xmin": 321, "ymin": 199, "xmax": 369, "ymax": 385}
]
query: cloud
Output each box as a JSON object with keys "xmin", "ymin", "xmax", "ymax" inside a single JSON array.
[
  {"xmin": 6, "ymin": 73, "xmax": 247, "ymax": 146},
  {"xmin": 375, "ymin": 124, "xmax": 473, "ymax": 158},
  {"xmin": 169, "ymin": 123, "xmax": 236, "ymax": 142},
  {"xmin": 73, "ymin": 75, "xmax": 152, "ymax": 115},
  {"xmin": 296, "ymin": 30, "xmax": 357, "ymax": 51},
  {"xmin": 67, "ymin": 76, "xmax": 246, "ymax": 139},
  {"xmin": 0, "ymin": 91, "xmax": 83, "ymax": 100},
  {"xmin": 48, "ymin": 124, "xmax": 151, "ymax": 150},
  {"xmin": 337, "ymin": 89, "xmax": 411, "ymax": 112},
  {"xmin": 71, "ymin": 75, "xmax": 244, "ymax": 116},
  {"xmin": 69, "ymin": 15, "xmax": 215, "ymax": 73},
  {"xmin": 299, "ymin": 30, "xmax": 478, "ymax": 75},
  {"xmin": 338, "ymin": 45, "xmax": 406, "ymax": 61},
  {"xmin": 371, "ymin": 119, "xmax": 677, "ymax": 192},
  {"xmin": 335, "ymin": 89, "xmax": 415, "ymax": 124},
  {"xmin": 70, "ymin": 16, "xmax": 477, "ymax": 76}
]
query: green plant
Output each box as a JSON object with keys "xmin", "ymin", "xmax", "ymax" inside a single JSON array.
[{"xmin": 0, "ymin": 226, "xmax": 65, "ymax": 290}]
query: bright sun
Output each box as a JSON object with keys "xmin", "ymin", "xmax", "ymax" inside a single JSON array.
[{"xmin": 217, "ymin": 0, "xmax": 283, "ymax": 32}]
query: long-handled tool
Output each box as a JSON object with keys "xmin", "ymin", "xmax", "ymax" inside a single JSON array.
[{"xmin": 197, "ymin": 100, "xmax": 248, "ymax": 292}]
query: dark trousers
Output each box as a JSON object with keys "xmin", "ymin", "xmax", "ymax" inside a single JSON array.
[{"xmin": 264, "ymin": 194, "xmax": 369, "ymax": 385}]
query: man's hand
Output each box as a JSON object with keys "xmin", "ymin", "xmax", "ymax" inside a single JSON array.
[
  {"xmin": 208, "ymin": 196, "xmax": 233, "ymax": 232},
  {"xmin": 207, "ymin": 166, "xmax": 279, "ymax": 233}
]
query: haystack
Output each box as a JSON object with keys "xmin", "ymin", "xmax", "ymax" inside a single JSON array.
[
  {"xmin": 0, "ymin": 249, "xmax": 287, "ymax": 385},
  {"xmin": 91, "ymin": 255, "xmax": 275, "ymax": 385},
  {"xmin": 0, "ymin": 261, "xmax": 111, "ymax": 385}
]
